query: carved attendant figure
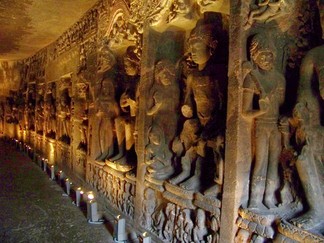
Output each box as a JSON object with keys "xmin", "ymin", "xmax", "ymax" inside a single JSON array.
[
  {"xmin": 106, "ymin": 46, "xmax": 140, "ymax": 171},
  {"xmin": 147, "ymin": 59, "xmax": 180, "ymax": 147},
  {"xmin": 95, "ymin": 46, "xmax": 119, "ymax": 162},
  {"xmin": 242, "ymin": 34, "xmax": 286, "ymax": 210},
  {"xmin": 289, "ymin": 45, "xmax": 324, "ymax": 231}
]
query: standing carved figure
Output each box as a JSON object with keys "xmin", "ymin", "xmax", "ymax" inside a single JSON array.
[
  {"xmin": 147, "ymin": 59, "xmax": 180, "ymax": 147},
  {"xmin": 95, "ymin": 46, "xmax": 119, "ymax": 162},
  {"xmin": 242, "ymin": 33, "xmax": 286, "ymax": 210},
  {"xmin": 57, "ymin": 90, "xmax": 71, "ymax": 143},
  {"xmin": 141, "ymin": 188, "xmax": 156, "ymax": 230},
  {"xmin": 193, "ymin": 209, "xmax": 208, "ymax": 242},
  {"xmin": 289, "ymin": 45, "xmax": 324, "ymax": 232}
]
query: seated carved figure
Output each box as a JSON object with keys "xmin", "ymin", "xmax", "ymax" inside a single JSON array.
[
  {"xmin": 105, "ymin": 46, "xmax": 139, "ymax": 172},
  {"xmin": 145, "ymin": 124, "xmax": 174, "ymax": 181},
  {"xmin": 170, "ymin": 21, "xmax": 226, "ymax": 191},
  {"xmin": 244, "ymin": 0, "xmax": 293, "ymax": 29},
  {"xmin": 289, "ymin": 45, "xmax": 324, "ymax": 232},
  {"xmin": 242, "ymin": 33, "xmax": 286, "ymax": 210}
]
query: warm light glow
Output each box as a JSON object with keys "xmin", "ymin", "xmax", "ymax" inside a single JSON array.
[
  {"xmin": 87, "ymin": 192, "xmax": 94, "ymax": 200},
  {"xmin": 80, "ymin": 190, "xmax": 84, "ymax": 194},
  {"xmin": 117, "ymin": 215, "xmax": 121, "ymax": 220},
  {"xmin": 143, "ymin": 232, "xmax": 148, "ymax": 237}
]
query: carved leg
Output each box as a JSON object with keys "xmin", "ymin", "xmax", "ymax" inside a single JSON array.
[
  {"xmin": 291, "ymin": 152, "xmax": 324, "ymax": 230},
  {"xmin": 169, "ymin": 149, "xmax": 193, "ymax": 185},
  {"xmin": 264, "ymin": 128, "xmax": 281, "ymax": 209},
  {"xmin": 248, "ymin": 125, "xmax": 269, "ymax": 210},
  {"xmin": 180, "ymin": 156, "xmax": 204, "ymax": 191}
]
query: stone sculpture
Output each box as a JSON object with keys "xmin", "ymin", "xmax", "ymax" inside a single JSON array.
[
  {"xmin": 147, "ymin": 59, "xmax": 180, "ymax": 148},
  {"xmin": 95, "ymin": 46, "xmax": 119, "ymax": 162},
  {"xmin": 57, "ymin": 89, "xmax": 71, "ymax": 144},
  {"xmin": 145, "ymin": 124, "xmax": 174, "ymax": 181},
  {"xmin": 163, "ymin": 203, "xmax": 176, "ymax": 241},
  {"xmin": 242, "ymin": 33, "xmax": 286, "ymax": 210},
  {"xmin": 288, "ymin": 45, "xmax": 324, "ymax": 232},
  {"xmin": 245, "ymin": 0, "xmax": 293, "ymax": 29},
  {"xmin": 106, "ymin": 46, "xmax": 140, "ymax": 172},
  {"xmin": 170, "ymin": 20, "xmax": 226, "ymax": 192},
  {"xmin": 193, "ymin": 208, "xmax": 208, "ymax": 242},
  {"xmin": 44, "ymin": 83, "xmax": 56, "ymax": 139},
  {"xmin": 141, "ymin": 188, "xmax": 156, "ymax": 230}
]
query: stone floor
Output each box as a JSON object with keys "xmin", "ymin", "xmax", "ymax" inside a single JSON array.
[{"xmin": 0, "ymin": 137, "xmax": 139, "ymax": 243}]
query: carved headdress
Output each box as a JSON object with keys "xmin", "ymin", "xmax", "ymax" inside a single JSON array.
[
  {"xmin": 249, "ymin": 33, "xmax": 276, "ymax": 62},
  {"xmin": 188, "ymin": 21, "xmax": 218, "ymax": 51}
]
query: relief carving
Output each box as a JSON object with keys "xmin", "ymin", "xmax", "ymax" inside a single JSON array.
[
  {"xmin": 242, "ymin": 33, "xmax": 286, "ymax": 211},
  {"xmin": 95, "ymin": 46, "xmax": 119, "ymax": 162},
  {"xmin": 57, "ymin": 77, "xmax": 72, "ymax": 144},
  {"xmin": 105, "ymin": 46, "xmax": 139, "ymax": 172},
  {"xmin": 244, "ymin": 0, "xmax": 295, "ymax": 30},
  {"xmin": 35, "ymin": 86, "xmax": 45, "ymax": 134},
  {"xmin": 168, "ymin": 20, "xmax": 227, "ymax": 192},
  {"xmin": 44, "ymin": 82, "xmax": 56, "ymax": 139},
  {"xmin": 287, "ymin": 44, "xmax": 324, "ymax": 234}
]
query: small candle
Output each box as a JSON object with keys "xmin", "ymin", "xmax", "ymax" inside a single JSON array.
[
  {"xmin": 87, "ymin": 200, "xmax": 99, "ymax": 222},
  {"xmin": 50, "ymin": 165, "xmax": 55, "ymax": 180},
  {"xmin": 141, "ymin": 232, "xmax": 151, "ymax": 243},
  {"xmin": 65, "ymin": 179, "xmax": 71, "ymax": 195},
  {"xmin": 59, "ymin": 171, "xmax": 64, "ymax": 180},
  {"xmin": 75, "ymin": 187, "xmax": 83, "ymax": 207},
  {"xmin": 114, "ymin": 215, "xmax": 126, "ymax": 241},
  {"xmin": 43, "ymin": 159, "xmax": 48, "ymax": 172}
]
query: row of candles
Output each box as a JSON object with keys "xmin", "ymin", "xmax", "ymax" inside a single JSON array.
[{"xmin": 10, "ymin": 137, "xmax": 151, "ymax": 243}]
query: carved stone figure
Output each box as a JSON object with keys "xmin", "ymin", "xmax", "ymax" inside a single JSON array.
[
  {"xmin": 171, "ymin": 21, "xmax": 226, "ymax": 191},
  {"xmin": 169, "ymin": 118, "xmax": 200, "ymax": 185},
  {"xmin": 152, "ymin": 208, "xmax": 166, "ymax": 239},
  {"xmin": 168, "ymin": 0, "xmax": 195, "ymax": 23},
  {"xmin": 57, "ymin": 89, "xmax": 71, "ymax": 144},
  {"xmin": 242, "ymin": 33, "xmax": 286, "ymax": 210},
  {"xmin": 197, "ymin": 0, "xmax": 229, "ymax": 14},
  {"xmin": 193, "ymin": 208, "xmax": 208, "ymax": 242},
  {"xmin": 298, "ymin": 45, "xmax": 324, "ymax": 125},
  {"xmin": 244, "ymin": 0, "xmax": 294, "ymax": 29},
  {"xmin": 288, "ymin": 45, "xmax": 324, "ymax": 232},
  {"xmin": 44, "ymin": 84, "xmax": 56, "ymax": 138},
  {"xmin": 183, "ymin": 209, "xmax": 194, "ymax": 243},
  {"xmin": 36, "ymin": 94, "xmax": 44, "ymax": 134},
  {"xmin": 163, "ymin": 203, "xmax": 176, "ymax": 241},
  {"xmin": 141, "ymin": 188, "xmax": 156, "ymax": 230},
  {"xmin": 147, "ymin": 59, "xmax": 180, "ymax": 147},
  {"xmin": 26, "ymin": 86, "xmax": 36, "ymax": 131},
  {"xmin": 174, "ymin": 209, "xmax": 185, "ymax": 242},
  {"xmin": 95, "ymin": 46, "xmax": 119, "ymax": 162},
  {"xmin": 106, "ymin": 46, "xmax": 140, "ymax": 171},
  {"xmin": 145, "ymin": 124, "xmax": 174, "ymax": 181},
  {"xmin": 234, "ymin": 229, "xmax": 251, "ymax": 243}
]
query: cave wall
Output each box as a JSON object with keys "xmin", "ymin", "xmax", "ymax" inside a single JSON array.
[{"xmin": 1, "ymin": 0, "xmax": 324, "ymax": 242}]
